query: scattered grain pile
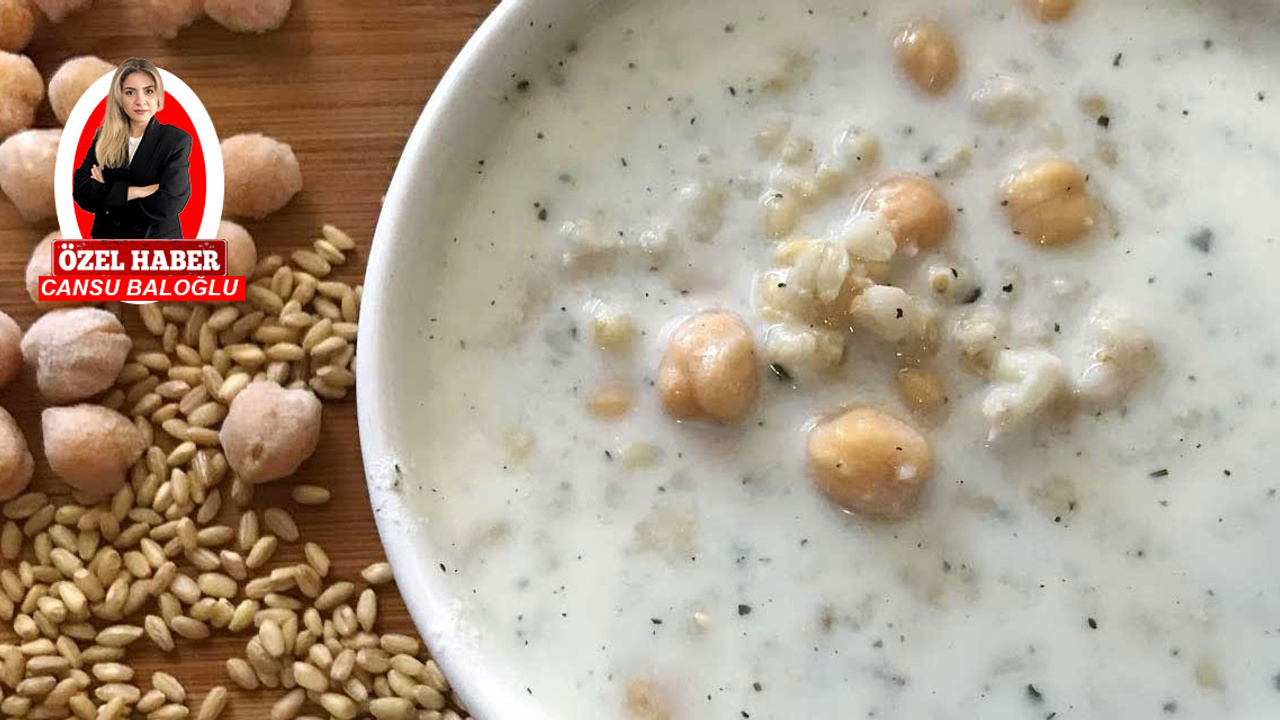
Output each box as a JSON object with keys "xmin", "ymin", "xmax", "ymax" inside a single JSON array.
[{"xmin": 0, "ymin": 226, "xmax": 471, "ymax": 720}]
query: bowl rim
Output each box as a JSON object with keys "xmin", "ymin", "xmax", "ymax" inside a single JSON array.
[{"xmin": 354, "ymin": 2, "xmax": 543, "ymax": 718}]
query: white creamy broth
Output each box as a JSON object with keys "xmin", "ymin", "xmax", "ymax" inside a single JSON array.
[{"xmin": 394, "ymin": 0, "xmax": 1280, "ymax": 717}]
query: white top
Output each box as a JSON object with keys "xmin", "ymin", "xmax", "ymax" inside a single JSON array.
[{"xmin": 127, "ymin": 136, "xmax": 141, "ymax": 163}]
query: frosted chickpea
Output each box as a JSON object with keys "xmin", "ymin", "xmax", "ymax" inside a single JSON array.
[
  {"xmin": 0, "ymin": 128, "xmax": 59, "ymax": 220},
  {"xmin": 43, "ymin": 405, "xmax": 145, "ymax": 495},
  {"xmin": 1024, "ymin": 0, "xmax": 1075, "ymax": 22},
  {"xmin": 221, "ymin": 133, "xmax": 303, "ymax": 219},
  {"xmin": 0, "ymin": 52, "xmax": 42, "ymax": 139},
  {"xmin": 862, "ymin": 175, "xmax": 951, "ymax": 252},
  {"xmin": 29, "ymin": 0, "xmax": 90, "ymax": 23},
  {"xmin": 21, "ymin": 308, "xmax": 132, "ymax": 403},
  {"xmin": 893, "ymin": 20, "xmax": 958, "ymax": 95},
  {"xmin": 48, "ymin": 56, "xmax": 115, "ymax": 125},
  {"xmin": 24, "ymin": 231, "xmax": 72, "ymax": 309},
  {"xmin": 0, "ymin": 1, "xmax": 35, "ymax": 54},
  {"xmin": 205, "ymin": 0, "xmax": 292, "ymax": 33},
  {"xmin": 807, "ymin": 408, "xmax": 933, "ymax": 519},
  {"xmin": 0, "ymin": 407, "xmax": 33, "ymax": 501},
  {"xmin": 1000, "ymin": 159, "xmax": 1098, "ymax": 246},
  {"xmin": 658, "ymin": 312, "xmax": 759, "ymax": 423},
  {"xmin": 219, "ymin": 380, "xmax": 322, "ymax": 483},
  {"xmin": 0, "ymin": 310, "xmax": 20, "ymax": 389},
  {"xmin": 219, "ymin": 220, "xmax": 258, "ymax": 278},
  {"xmin": 139, "ymin": 0, "xmax": 203, "ymax": 38}
]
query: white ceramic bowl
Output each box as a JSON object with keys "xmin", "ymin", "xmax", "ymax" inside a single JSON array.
[{"xmin": 356, "ymin": 2, "xmax": 582, "ymax": 718}]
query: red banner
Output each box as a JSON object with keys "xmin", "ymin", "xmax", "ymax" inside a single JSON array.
[
  {"xmin": 38, "ymin": 276, "xmax": 245, "ymax": 302},
  {"xmin": 38, "ymin": 240, "xmax": 245, "ymax": 302},
  {"xmin": 51, "ymin": 240, "xmax": 228, "ymax": 276}
]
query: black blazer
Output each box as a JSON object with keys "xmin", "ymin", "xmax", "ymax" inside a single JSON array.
[{"xmin": 72, "ymin": 117, "xmax": 192, "ymax": 239}]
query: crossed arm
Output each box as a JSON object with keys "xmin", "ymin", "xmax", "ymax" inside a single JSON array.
[{"xmin": 72, "ymin": 132, "xmax": 191, "ymax": 218}]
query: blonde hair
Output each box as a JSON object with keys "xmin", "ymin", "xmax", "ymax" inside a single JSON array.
[{"xmin": 95, "ymin": 58, "xmax": 165, "ymax": 169}]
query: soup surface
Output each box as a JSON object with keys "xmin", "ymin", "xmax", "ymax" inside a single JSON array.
[{"xmin": 393, "ymin": 0, "xmax": 1280, "ymax": 717}]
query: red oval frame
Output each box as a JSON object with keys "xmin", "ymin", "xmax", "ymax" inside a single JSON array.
[{"xmin": 72, "ymin": 95, "xmax": 207, "ymax": 240}]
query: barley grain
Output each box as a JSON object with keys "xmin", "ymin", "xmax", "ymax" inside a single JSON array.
[
  {"xmin": 142, "ymin": 613, "xmax": 175, "ymax": 652},
  {"xmin": 263, "ymin": 508, "xmax": 299, "ymax": 543},
  {"xmin": 91, "ymin": 662, "xmax": 133, "ymax": 683},
  {"xmin": 371, "ymin": 697, "xmax": 415, "ymax": 720},
  {"xmin": 291, "ymin": 485, "xmax": 330, "ymax": 505},
  {"xmin": 272, "ymin": 687, "xmax": 307, "ymax": 720},
  {"xmin": 314, "ymin": 582, "xmax": 354, "ymax": 612},
  {"xmin": 152, "ymin": 671, "xmax": 185, "ymax": 703},
  {"xmin": 228, "ymin": 599, "xmax": 258, "ymax": 633},
  {"xmin": 94, "ymin": 682, "xmax": 141, "ymax": 704},
  {"xmin": 226, "ymin": 657, "xmax": 257, "ymax": 690},
  {"xmin": 319, "ymin": 692, "xmax": 357, "ymax": 720},
  {"xmin": 360, "ymin": 562, "xmax": 393, "ymax": 586},
  {"xmin": 196, "ymin": 685, "xmax": 227, "ymax": 720},
  {"xmin": 171, "ymin": 615, "xmax": 210, "ymax": 640},
  {"xmin": 95, "ymin": 625, "xmax": 143, "ymax": 648}
]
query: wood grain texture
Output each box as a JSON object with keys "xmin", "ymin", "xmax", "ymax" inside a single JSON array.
[{"xmin": 0, "ymin": 0, "xmax": 498, "ymax": 716}]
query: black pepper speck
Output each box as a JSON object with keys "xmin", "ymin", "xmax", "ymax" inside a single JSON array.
[{"xmin": 1189, "ymin": 228, "xmax": 1214, "ymax": 253}]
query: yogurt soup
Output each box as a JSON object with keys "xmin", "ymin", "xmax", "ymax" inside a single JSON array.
[{"xmin": 393, "ymin": 0, "xmax": 1280, "ymax": 717}]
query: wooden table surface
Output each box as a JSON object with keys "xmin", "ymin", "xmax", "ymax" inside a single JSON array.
[{"xmin": 0, "ymin": 1, "xmax": 498, "ymax": 716}]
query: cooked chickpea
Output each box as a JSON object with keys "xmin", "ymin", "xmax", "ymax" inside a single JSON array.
[
  {"xmin": 658, "ymin": 312, "xmax": 759, "ymax": 423},
  {"xmin": 204, "ymin": 0, "xmax": 292, "ymax": 34},
  {"xmin": 219, "ymin": 220, "xmax": 258, "ymax": 278},
  {"xmin": 29, "ymin": 0, "xmax": 90, "ymax": 23},
  {"xmin": 862, "ymin": 175, "xmax": 951, "ymax": 252},
  {"xmin": 0, "ymin": 0, "xmax": 36, "ymax": 53},
  {"xmin": 585, "ymin": 299, "xmax": 635, "ymax": 351},
  {"xmin": 1000, "ymin": 159, "xmax": 1098, "ymax": 245},
  {"xmin": 42, "ymin": 405, "xmax": 145, "ymax": 496},
  {"xmin": 806, "ymin": 408, "xmax": 933, "ymax": 519},
  {"xmin": 48, "ymin": 56, "xmax": 115, "ymax": 125},
  {"xmin": 895, "ymin": 368, "xmax": 946, "ymax": 418},
  {"xmin": 893, "ymin": 19, "xmax": 958, "ymax": 95},
  {"xmin": 0, "ymin": 310, "xmax": 21, "ymax": 390},
  {"xmin": 587, "ymin": 382, "xmax": 634, "ymax": 419},
  {"xmin": 219, "ymin": 379, "xmax": 322, "ymax": 483},
  {"xmin": 221, "ymin": 133, "xmax": 303, "ymax": 219},
  {"xmin": 1024, "ymin": 0, "xmax": 1075, "ymax": 22},
  {"xmin": 21, "ymin": 308, "xmax": 132, "ymax": 403},
  {"xmin": 0, "ymin": 406, "xmax": 32, "ymax": 501},
  {"xmin": 0, "ymin": 51, "xmax": 42, "ymax": 139},
  {"xmin": 0, "ymin": 128, "xmax": 59, "ymax": 221},
  {"xmin": 139, "ymin": 0, "xmax": 203, "ymax": 39},
  {"xmin": 624, "ymin": 680, "xmax": 669, "ymax": 720}
]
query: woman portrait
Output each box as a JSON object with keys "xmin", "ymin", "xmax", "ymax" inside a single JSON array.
[{"xmin": 72, "ymin": 58, "xmax": 192, "ymax": 239}]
